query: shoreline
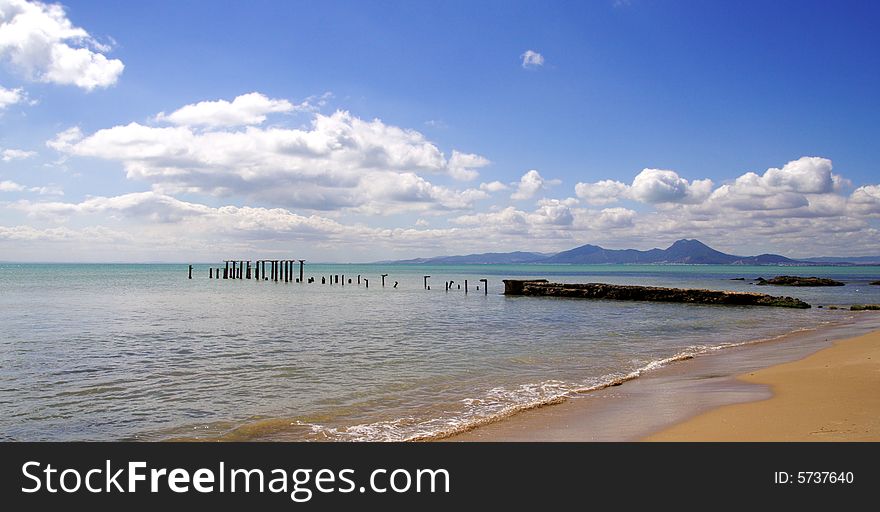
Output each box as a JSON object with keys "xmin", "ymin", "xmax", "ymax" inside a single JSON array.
[
  {"xmin": 646, "ymin": 323, "xmax": 880, "ymax": 441},
  {"xmin": 448, "ymin": 313, "xmax": 880, "ymax": 441}
]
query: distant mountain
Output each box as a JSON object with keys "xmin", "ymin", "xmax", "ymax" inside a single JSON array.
[
  {"xmin": 381, "ymin": 239, "xmax": 802, "ymax": 265},
  {"xmin": 799, "ymin": 256, "xmax": 880, "ymax": 265},
  {"xmin": 542, "ymin": 239, "xmax": 799, "ymax": 265}
]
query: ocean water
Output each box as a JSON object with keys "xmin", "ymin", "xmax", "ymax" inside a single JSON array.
[{"xmin": 1, "ymin": 263, "xmax": 879, "ymax": 441}]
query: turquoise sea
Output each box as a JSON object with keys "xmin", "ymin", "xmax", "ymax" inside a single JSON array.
[{"xmin": 1, "ymin": 263, "xmax": 879, "ymax": 441}]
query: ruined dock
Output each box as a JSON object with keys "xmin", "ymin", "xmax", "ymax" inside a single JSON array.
[{"xmin": 502, "ymin": 279, "xmax": 811, "ymax": 308}]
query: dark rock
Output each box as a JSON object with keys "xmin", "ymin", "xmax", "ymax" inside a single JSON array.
[
  {"xmin": 503, "ymin": 279, "xmax": 811, "ymax": 309},
  {"xmin": 851, "ymin": 304, "xmax": 880, "ymax": 311},
  {"xmin": 759, "ymin": 275, "xmax": 844, "ymax": 287},
  {"xmin": 871, "ymin": 281, "xmax": 880, "ymax": 286}
]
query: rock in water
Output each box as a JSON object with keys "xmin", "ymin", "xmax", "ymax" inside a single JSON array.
[
  {"xmin": 502, "ymin": 280, "xmax": 811, "ymax": 308},
  {"xmin": 755, "ymin": 275, "xmax": 844, "ymax": 287}
]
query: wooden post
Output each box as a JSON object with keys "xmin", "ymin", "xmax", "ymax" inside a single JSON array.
[
  {"xmin": 480, "ymin": 278, "xmax": 488, "ymax": 295},
  {"xmin": 464, "ymin": 279, "xmax": 468, "ymax": 293},
  {"xmin": 424, "ymin": 275, "xmax": 430, "ymax": 289},
  {"xmin": 445, "ymin": 281, "xmax": 449, "ymax": 292},
  {"xmin": 393, "ymin": 281, "xmax": 398, "ymax": 288},
  {"xmin": 188, "ymin": 265, "xmax": 192, "ymax": 279},
  {"xmin": 381, "ymin": 274, "xmax": 388, "ymax": 287},
  {"xmin": 284, "ymin": 261, "xmax": 288, "ymax": 283},
  {"xmin": 299, "ymin": 260, "xmax": 304, "ymax": 283},
  {"xmin": 224, "ymin": 261, "xmax": 229, "ymax": 279},
  {"xmin": 364, "ymin": 278, "xmax": 369, "ymax": 288},
  {"xmin": 342, "ymin": 274, "xmax": 345, "ymax": 286},
  {"xmin": 322, "ymin": 276, "xmax": 326, "ymax": 284},
  {"xmin": 357, "ymin": 275, "xmax": 361, "ymax": 285},
  {"xmin": 210, "ymin": 268, "xmax": 213, "ymax": 279},
  {"xmin": 335, "ymin": 275, "xmax": 339, "ymax": 284}
]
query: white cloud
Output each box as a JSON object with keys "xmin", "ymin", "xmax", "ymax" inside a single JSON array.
[
  {"xmin": 629, "ymin": 168, "xmax": 713, "ymax": 204},
  {"xmin": 156, "ymin": 92, "xmax": 300, "ymax": 128},
  {"xmin": 520, "ymin": 50, "xmax": 544, "ymax": 69},
  {"xmin": 575, "ymin": 179, "xmax": 628, "ymax": 205},
  {"xmin": 0, "ymin": 0, "xmax": 124, "ymax": 90},
  {"xmin": 0, "ymin": 179, "xmax": 62, "ymax": 194},
  {"xmin": 447, "ymin": 150, "xmax": 489, "ymax": 181},
  {"xmin": 595, "ymin": 207, "xmax": 636, "ymax": 229},
  {"xmin": 575, "ymin": 169, "xmax": 712, "ymax": 205},
  {"xmin": 511, "ymin": 169, "xmax": 559, "ymax": 200},
  {"xmin": 48, "ymin": 104, "xmax": 491, "ymax": 214},
  {"xmin": 2, "ymin": 147, "xmax": 36, "ymax": 161},
  {"xmin": 0, "ymin": 179, "xmax": 24, "ymax": 191},
  {"xmin": 0, "ymin": 84, "xmax": 25, "ymax": 108},
  {"xmin": 479, "ymin": 180, "xmax": 508, "ymax": 192}
]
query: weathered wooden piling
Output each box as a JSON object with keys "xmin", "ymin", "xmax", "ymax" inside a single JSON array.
[
  {"xmin": 364, "ymin": 278, "xmax": 369, "ymax": 288},
  {"xmin": 393, "ymin": 281, "xmax": 398, "ymax": 288},
  {"xmin": 464, "ymin": 279, "xmax": 468, "ymax": 293},
  {"xmin": 342, "ymin": 274, "xmax": 345, "ymax": 286},
  {"xmin": 224, "ymin": 261, "xmax": 229, "ymax": 279},
  {"xmin": 357, "ymin": 274, "xmax": 361, "ymax": 285},
  {"xmin": 424, "ymin": 275, "xmax": 430, "ymax": 290},
  {"xmin": 480, "ymin": 279, "xmax": 488, "ymax": 295},
  {"xmin": 188, "ymin": 265, "xmax": 192, "ymax": 279},
  {"xmin": 299, "ymin": 260, "xmax": 304, "ymax": 283},
  {"xmin": 381, "ymin": 274, "xmax": 388, "ymax": 287},
  {"xmin": 335, "ymin": 275, "xmax": 339, "ymax": 284},
  {"xmin": 210, "ymin": 268, "xmax": 213, "ymax": 278}
]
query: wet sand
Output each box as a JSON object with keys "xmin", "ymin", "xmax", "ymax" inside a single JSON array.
[
  {"xmin": 647, "ymin": 324, "xmax": 880, "ymax": 441},
  {"xmin": 450, "ymin": 313, "xmax": 880, "ymax": 441}
]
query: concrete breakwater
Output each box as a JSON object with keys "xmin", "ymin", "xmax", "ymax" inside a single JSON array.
[{"xmin": 502, "ymin": 280, "xmax": 811, "ymax": 308}]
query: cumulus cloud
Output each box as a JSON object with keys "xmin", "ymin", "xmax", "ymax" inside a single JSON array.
[
  {"xmin": 574, "ymin": 179, "xmax": 628, "ymax": 205},
  {"xmin": 2, "ymin": 147, "xmax": 36, "ymax": 161},
  {"xmin": 0, "ymin": 84, "xmax": 25, "ymax": 108},
  {"xmin": 595, "ymin": 207, "xmax": 636, "ymax": 229},
  {"xmin": 479, "ymin": 180, "xmax": 508, "ymax": 192},
  {"xmin": 47, "ymin": 103, "xmax": 492, "ymax": 214},
  {"xmin": 0, "ymin": 0, "xmax": 124, "ymax": 90},
  {"xmin": 511, "ymin": 169, "xmax": 559, "ymax": 200},
  {"xmin": 155, "ymin": 92, "xmax": 299, "ymax": 128},
  {"xmin": 520, "ymin": 50, "xmax": 544, "ymax": 69},
  {"xmin": 629, "ymin": 169, "xmax": 713, "ymax": 204},
  {"xmin": 574, "ymin": 169, "xmax": 712, "ymax": 205},
  {"xmin": 447, "ymin": 150, "xmax": 490, "ymax": 181}
]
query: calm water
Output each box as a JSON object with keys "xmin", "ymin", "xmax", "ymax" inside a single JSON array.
[{"xmin": 1, "ymin": 263, "xmax": 879, "ymax": 441}]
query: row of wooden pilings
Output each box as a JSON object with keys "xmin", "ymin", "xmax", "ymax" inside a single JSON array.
[
  {"xmin": 195, "ymin": 260, "xmax": 305, "ymax": 282},
  {"xmin": 187, "ymin": 264, "xmax": 488, "ymax": 294}
]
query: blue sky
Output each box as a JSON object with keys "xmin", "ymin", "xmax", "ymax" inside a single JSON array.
[{"xmin": 1, "ymin": 0, "xmax": 879, "ymax": 261}]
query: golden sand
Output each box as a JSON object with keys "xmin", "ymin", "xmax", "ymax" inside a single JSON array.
[{"xmin": 646, "ymin": 329, "xmax": 880, "ymax": 441}]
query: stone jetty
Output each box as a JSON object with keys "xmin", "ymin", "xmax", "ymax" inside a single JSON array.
[{"xmin": 503, "ymin": 279, "xmax": 811, "ymax": 308}]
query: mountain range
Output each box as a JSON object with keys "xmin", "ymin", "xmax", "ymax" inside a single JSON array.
[{"xmin": 379, "ymin": 239, "xmax": 880, "ymax": 266}]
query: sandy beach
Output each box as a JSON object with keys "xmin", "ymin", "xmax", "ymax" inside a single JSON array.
[
  {"xmin": 646, "ymin": 326, "xmax": 880, "ymax": 441},
  {"xmin": 451, "ymin": 314, "xmax": 880, "ymax": 442}
]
